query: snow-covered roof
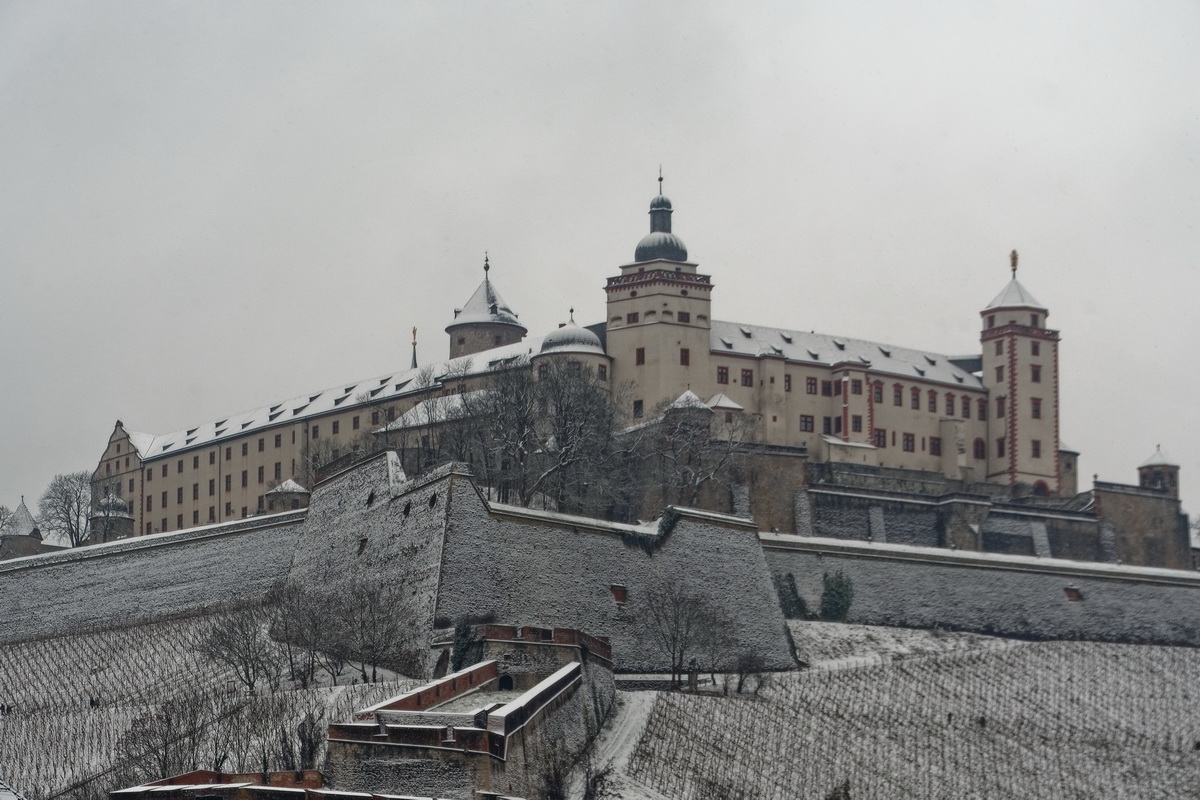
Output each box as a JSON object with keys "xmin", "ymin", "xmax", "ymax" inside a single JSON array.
[
  {"xmin": 122, "ymin": 337, "xmax": 544, "ymax": 461},
  {"xmin": 7, "ymin": 500, "xmax": 39, "ymax": 539},
  {"xmin": 710, "ymin": 320, "xmax": 984, "ymax": 390},
  {"xmin": 984, "ymin": 278, "xmax": 1046, "ymax": 311},
  {"xmin": 538, "ymin": 319, "xmax": 605, "ymax": 356},
  {"xmin": 822, "ymin": 435, "xmax": 877, "ymax": 450},
  {"xmin": 665, "ymin": 390, "xmax": 710, "ymax": 412},
  {"xmin": 267, "ymin": 479, "xmax": 309, "ymax": 495},
  {"xmin": 1139, "ymin": 445, "xmax": 1176, "ymax": 468},
  {"xmin": 380, "ymin": 388, "xmax": 497, "ymax": 432},
  {"xmin": 706, "ymin": 393, "xmax": 744, "ymax": 411},
  {"xmin": 448, "ymin": 274, "xmax": 525, "ymax": 330}
]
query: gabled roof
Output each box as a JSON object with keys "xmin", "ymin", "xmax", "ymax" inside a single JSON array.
[
  {"xmin": 709, "ymin": 321, "xmax": 984, "ymax": 390},
  {"xmin": 267, "ymin": 479, "xmax": 309, "ymax": 495},
  {"xmin": 706, "ymin": 393, "xmax": 744, "ymax": 411},
  {"xmin": 448, "ymin": 275, "xmax": 525, "ymax": 330},
  {"xmin": 120, "ymin": 337, "xmax": 544, "ymax": 461},
  {"xmin": 665, "ymin": 390, "xmax": 710, "ymax": 412},
  {"xmin": 984, "ymin": 278, "xmax": 1046, "ymax": 311},
  {"xmin": 7, "ymin": 499, "xmax": 39, "ymax": 539}
]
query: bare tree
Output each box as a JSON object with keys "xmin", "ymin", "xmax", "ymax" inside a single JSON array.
[
  {"xmin": 643, "ymin": 582, "xmax": 723, "ymax": 689},
  {"xmin": 344, "ymin": 580, "xmax": 411, "ymax": 682},
  {"xmin": 0, "ymin": 504, "xmax": 12, "ymax": 535},
  {"xmin": 37, "ymin": 471, "xmax": 92, "ymax": 546},
  {"xmin": 641, "ymin": 400, "xmax": 753, "ymax": 510},
  {"xmin": 195, "ymin": 606, "xmax": 282, "ymax": 693}
]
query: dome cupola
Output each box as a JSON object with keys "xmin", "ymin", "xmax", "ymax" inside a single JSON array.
[
  {"xmin": 634, "ymin": 174, "xmax": 688, "ymax": 262},
  {"xmin": 539, "ymin": 311, "xmax": 605, "ymax": 356}
]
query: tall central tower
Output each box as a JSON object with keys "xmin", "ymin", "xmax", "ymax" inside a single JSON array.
[{"xmin": 605, "ymin": 180, "xmax": 713, "ymax": 419}]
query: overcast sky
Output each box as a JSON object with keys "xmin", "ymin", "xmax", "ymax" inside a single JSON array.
[{"xmin": 2, "ymin": 1, "xmax": 1198, "ymax": 524}]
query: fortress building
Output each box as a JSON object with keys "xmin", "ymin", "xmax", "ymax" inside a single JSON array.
[{"xmin": 87, "ymin": 181, "xmax": 1189, "ymax": 568}]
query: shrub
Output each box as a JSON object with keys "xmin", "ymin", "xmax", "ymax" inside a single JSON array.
[
  {"xmin": 774, "ymin": 572, "xmax": 810, "ymax": 619},
  {"xmin": 819, "ymin": 571, "xmax": 853, "ymax": 621}
]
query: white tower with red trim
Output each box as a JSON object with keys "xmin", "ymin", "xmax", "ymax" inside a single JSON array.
[{"xmin": 979, "ymin": 251, "xmax": 1061, "ymax": 494}]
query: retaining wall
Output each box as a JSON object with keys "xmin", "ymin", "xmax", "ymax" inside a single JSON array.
[{"xmin": 763, "ymin": 533, "xmax": 1200, "ymax": 645}]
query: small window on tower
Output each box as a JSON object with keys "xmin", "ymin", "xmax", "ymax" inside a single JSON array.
[
  {"xmin": 598, "ymin": 364, "xmax": 607, "ymax": 381},
  {"xmin": 633, "ymin": 400, "xmax": 644, "ymax": 418},
  {"xmin": 677, "ymin": 311, "xmax": 690, "ymax": 323},
  {"xmin": 1031, "ymin": 365, "xmax": 1041, "ymax": 383},
  {"xmin": 995, "ymin": 341, "xmax": 1002, "ymax": 355},
  {"xmin": 1031, "ymin": 314, "xmax": 1040, "ymax": 327},
  {"xmin": 626, "ymin": 312, "xmax": 639, "ymax": 324},
  {"xmin": 1031, "ymin": 341, "xmax": 1040, "ymax": 356},
  {"xmin": 851, "ymin": 380, "xmax": 863, "ymax": 395},
  {"xmin": 635, "ymin": 347, "xmax": 645, "ymax": 365},
  {"xmin": 995, "ymin": 366, "xmax": 1004, "ymax": 382},
  {"xmin": 680, "ymin": 348, "xmax": 690, "ymax": 366},
  {"xmin": 851, "ymin": 415, "xmax": 862, "ymax": 432}
]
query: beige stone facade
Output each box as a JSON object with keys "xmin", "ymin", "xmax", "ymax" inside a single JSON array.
[{"xmin": 93, "ymin": 186, "xmax": 1173, "ymax": 542}]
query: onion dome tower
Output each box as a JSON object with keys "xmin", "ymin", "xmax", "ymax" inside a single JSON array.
[
  {"xmin": 979, "ymin": 250, "xmax": 1060, "ymax": 495},
  {"xmin": 446, "ymin": 255, "xmax": 528, "ymax": 359}
]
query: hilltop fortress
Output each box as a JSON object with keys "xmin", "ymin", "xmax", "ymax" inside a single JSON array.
[{"xmin": 85, "ymin": 182, "xmax": 1190, "ymax": 570}]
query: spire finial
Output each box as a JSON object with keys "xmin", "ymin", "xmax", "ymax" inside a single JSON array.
[
  {"xmin": 483, "ymin": 252, "xmax": 490, "ymax": 275},
  {"xmin": 1010, "ymin": 249, "xmax": 1018, "ymax": 278},
  {"xmin": 569, "ymin": 307, "xmax": 575, "ymax": 323},
  {"xmin": 410, "ymin": 327, "xmax": 418, "ymax": 369},
  {"xmin": 658, "ymin": 166, "xmax": 663, "ymax": 196}
]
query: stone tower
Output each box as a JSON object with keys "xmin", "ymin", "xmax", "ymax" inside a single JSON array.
[
  {"xmin": 979, "ymin": 250, "xmax": 1061, "ymax": 494},
  {"xmin": 446, "ymin": 257, "xmax": 527, "ymax": 359},
  {"xmin": 605, "ymin": 178, "xmax": 713, "ymax": 420},
  {"xmin": 1138, "ymin": 445, "xmax": 1180, "ymax": 499}
]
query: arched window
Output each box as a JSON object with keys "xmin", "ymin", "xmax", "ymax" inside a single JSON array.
[
  {"xmin": 1032, "ymin": 481, "xmax": 1049, "ymax": 496},
  {"xmin": 973, "ymin": 438, "xmax": 987, "ymax": 460}
]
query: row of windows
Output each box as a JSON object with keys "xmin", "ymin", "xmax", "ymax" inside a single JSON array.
[
  {"xmin": 994, "ymin": 365, "xmax": 1042, "ymax": 383},
  {"xmin": 714, "ymin": 366, "xmax": 756, "ymax": 386},
  {"xmin": 969, "ymin": 438, "xmax": 1044, "ymax": 459},
  {"xmin": 994, "ymin": 340, "xmax": 1042, "ymax": 357},
  {"xmin": 623, "ymin": 310, "xmax": 694, "ymax": 325},
  {"xmin": 142, "ymin": 495, "xmax": 299, "ymax": 534},
  {"xmin": 144, "ymin": 464, "xmax": 285, "ymax": 511},
  {"xmin": 986, "ymin": 313, "xmax": 1042, "ymax": 329}
]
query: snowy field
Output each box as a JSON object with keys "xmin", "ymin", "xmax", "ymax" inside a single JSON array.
[
  {"xmin": 0, "ymin": 615, "xmax": 416, "ymax": 800},
  {"xmin": 621, "ymin": 624, "xmax": 1200, "ymax": 799}
]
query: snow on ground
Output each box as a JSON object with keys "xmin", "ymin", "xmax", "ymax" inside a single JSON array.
[
  {"xmin": 790, "ymin": 620, "xmax": 1015, "ymax": 668},
  {"xmin": 570, "ymin": 690, "xmax": 669, "ymax": 800}
]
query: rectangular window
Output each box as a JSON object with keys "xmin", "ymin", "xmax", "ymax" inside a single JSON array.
[
  {"xmin": 333, "ymin": 421, "xmax": 340, "ymax": 435},
  {"xmin": 1031, "ymin": 341, "xmax": 1040, "ymax": 356},
  {"xmin": 851, "ymin": 379, "xmax": 862, "ymax": 395},
  {"xmin": 821, "ymin": 381, "xmax": 833, "ymax": 396},
  {"xmin": 851, "ymin": 415, "xmax": 862, "ymax": 432},
  {"xmin": 210, "ymin": 451, "xmax": 216, "ymax": 465},
  {"xmin": 978, "ymin": 399, "xmax": 988, "ymax": 420},
  {"xmin": 988, "ymin": 314, "xmax": 996, "ymax": 328},
  {"xmin": 146, "ymin": 496, "xmax": 152, "ymax": 511},
  {"xmin": 633, "ymin": 399, "xmax": 644, "ymax": 418},
  {"xmin": 874, "ymin": 429, "xmax": 887, "ymax": 448},
  {"xmin": 193, "ymin": 510, "xmax": 199, "ymax": 524},
  {"xmin": 162, "ymin": 518, "xmax": 168, "ymax": 531},
  {"xmin": 598, "ymin": 364, "xmax": 607, "ymax": 381},
  {"xmin": 241, "ymin": 443, "xmax": 248, "ymax": 456},
  {"xmin": 717, "ymin": 366, "xmax": 729, "ymax": 384},
  {"xmin": 371, "ymin": 411, "xmax": 380, "ymax": 425},
  {"xmin": 1031, "ymin": 314, "xmax": 1040, "ymax": 327},
  {"xmin": 1032, "ymin": 439, "xmax": 1042, "ymax": 458},
  {"xmin": 997, "ymin": 397, "xmax": 1006, "ymax": 417},
  {"xmin": 1031, "ymin": 397, "xmax": 1042, "ymax": 419},
  {"xmin": 147, "ymin": 467, "xmax": 153, "ymax": 482},
  {"xmin": 1031, "ymin": 365, "xmax": 1041, "ymax": 383},
  {"xmin": 241, "ymin": 507, "xmax": 247, "ymax": 519},
  {"xmin": 741, "ymin": 369, "xmax": 754, "ymax": 387},
  {"xmin": 806, "ymin": 377, "xmax": 818, "ymax": 394},
  {"xmin": 626, "ymin": 312, "xmax": 639, "ymax": 324},
  {"xmin": 800, "ymin": 415, "xmax": 814, "ymax": 432},
  {"xmin": 274, "ymin": 462, "xmax": 282, "ymax": 480},
  {"xmin": 255, "ymin": 438, "xmax": 263, "ymax": 452},
  {"xmin": 176, "ymin": 487, "xmax": 183, "ymax": 504},
  {"xmin": 225, "ymin": 475, "xmax": 232, "ymax": 492},
  {"xmin": 635, "ymin": 347, "xmax": 645, "ymax": 365},
  {"xmin": 129, "ymin": 479, "xmax": 135, "ymax": 493},
  {"xmin": 208, "ymin": 506, "xmax": 215, "ymax": 522},
  {"xmin": 903, "ymin": 433, "xmax": 915, "ymax": 452},
  {"xmin": 823, "ymin": 417, "xmax": 833, "ymax": 435},
  {"xmin": 928, "ymin": 392, "xmax": 937, "ymax": 412},
  {"xmin": 193, "ymin": 455, "xmax": 199, "ymax": 469},
  {"xmin": 225, "ymin": 447, "xmax": 231, "ymax": 461},
  {"xmin": 945, "ymin": 394, "xmax": 954, "ymax": 415},
  {"xmin": 995, "ymin": 341, "xmax": 1003, "ymax": 355},
  {"xmin": 146, "ymin": 522, "xmax": 153, "ymax": 535},
  {"xmin": 225, "ymin": 502, "xmax": 232, "ymax": 516},
  {"xmin": 677, "ymin": 311, "xmax": 690, "ymax": 323},
  {"xmin": 930, "ymin": 437, "xmax": 942, "ymax": 456},
  {"xmin": 784, "ymin": 374, "xmax": 792, "ymax": 392},
  {"xmin": 274, "ymin": 434, "xmax": 282, "ymax": 447},
  {"xmin": 997, "ymin": 438, "xmax": 1006, "ymax": 457},
  {"xmin": 312, "ymin": 425, "xmax": 319, "ymax": 439},
  {"xmin": 241, "ymin": 470, "xmax": 248, "ymax": 488},
  {"xmin": 911, "ymin": 388, "xmax": 920, "ymax": 410},
  {"xmin": 175, "ymin": 459, "xmax": 183, "ymax": 473},
  {"xmin": 209, "ymin": 479, "xmax": 215, "ymax": 496},
  {"xmin": 161, "ymin": 464, "xmax": 168, "ymax": 477},
  {"xmin": 352, "ymin": 416, "xmax": 360, "ymax": 430},
  {"xmin": 680, "ymin": 348, "xmax": 690, "ymax": 366},
  {"xmin": 961, "ymin": 397, "xmax": 970, "ymax": 418},
  {"xmin": 257, "ymin": 466, "xmax": 264, "ymax": 483},
  {"xmin": 872, "ymin": 384, "xmax": 883, "ymax": 403},
  {"xmin": 893, "ymin": 386, "xmax": 903, "ymax": 406},
  {"xmin": 177, "ymin": 514, "xmax": 183, "ymax": 529}
]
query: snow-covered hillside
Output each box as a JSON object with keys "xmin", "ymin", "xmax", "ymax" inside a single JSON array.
[{"xmin": 621, "ymin": 624, "xmax": 1200, "ymax": 799}]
